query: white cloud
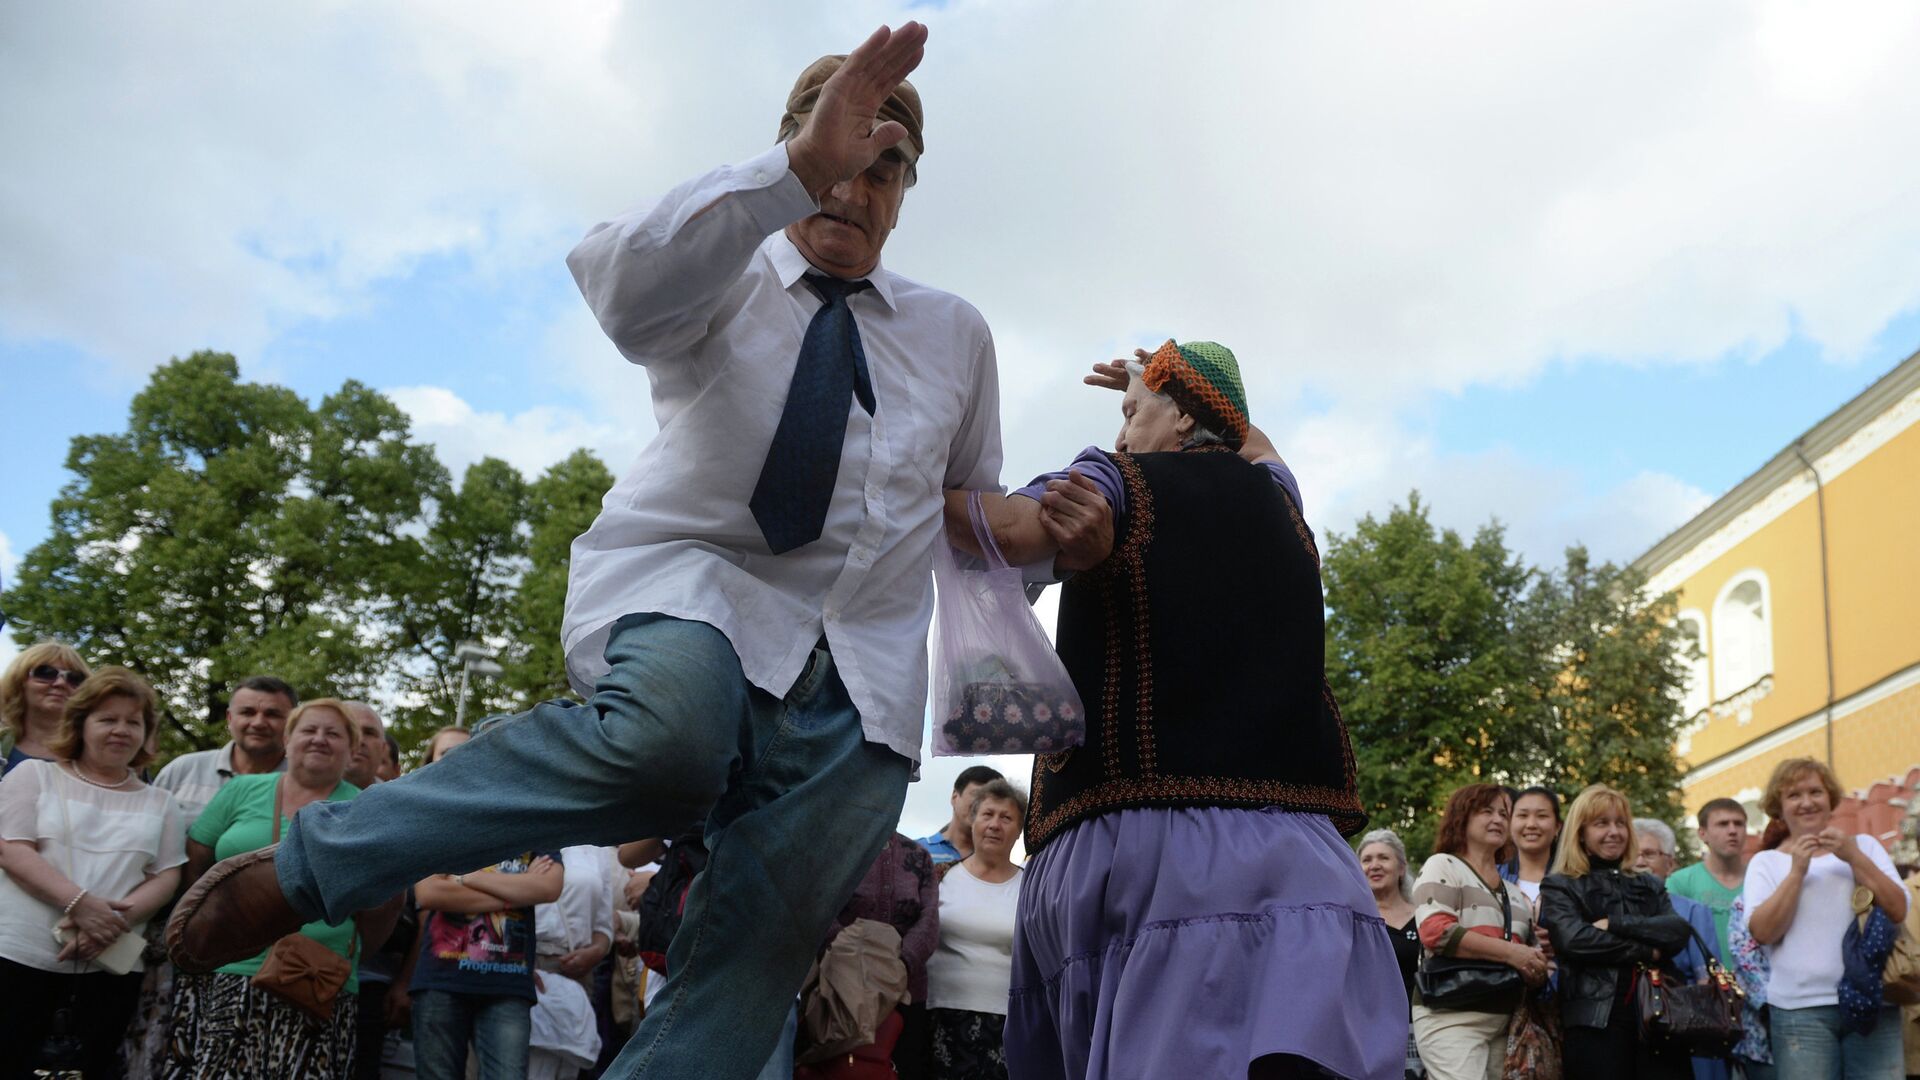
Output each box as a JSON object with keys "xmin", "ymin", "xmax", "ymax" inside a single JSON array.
[
  {"xmin": 386, "ymin": 385, "xmax": 652, "ymax": 484},
  {"xmin": 9, "ymin": 0, "xmax": 1920, "ymax": 392},
  {"xmin": 1286, "ymin": 401, "xmax": 1717, "ymax": 565},
  {"xmin": 3, "ymin": 0, "xmax": 1912, "ymax": 697}
]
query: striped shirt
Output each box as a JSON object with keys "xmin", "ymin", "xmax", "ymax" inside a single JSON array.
[{"xmin": 1413, "ymin": 853, "xmax": 1533, "ymax": 956}]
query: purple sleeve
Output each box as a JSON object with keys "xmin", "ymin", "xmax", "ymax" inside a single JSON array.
[
  {"xmin": 1013, "ymin": 446, "xmax": 1126, "ymax": 517},
  {"xmin": 1014, "ymin": 449, "xmax": 1307, "ymax": 535},
  {"xmin": 1264, "ymin": 460, "xmax": 1305, "ymax": 517}
]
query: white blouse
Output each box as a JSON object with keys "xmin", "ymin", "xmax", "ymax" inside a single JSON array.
[
  {"xmin": 926, "ymin": 862, "xmax": 1023, "ymax": 1015},
  {"xmin": 0, "ymin": 759, "xmax": 187, "ymax": 973}
]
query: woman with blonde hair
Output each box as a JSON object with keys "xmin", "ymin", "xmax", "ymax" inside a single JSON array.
[
  {"xmin": 162, "ymin": 698, "xmax": 377, "ymax": 1078},
  {"xmin": 0, "ymin": 666, "xmax": 185, "ymax": 1080},
  {"xmin": 1, "ymin": 642, "xmax": 93, "ymax": 777},
  {"xmin": 1744, "ymin": 757, "xmax": 1906, "ymax": 1078},
  {"xmin": 1538, "ymin": 784, "xmax": 1692, "ymax": 1080}
]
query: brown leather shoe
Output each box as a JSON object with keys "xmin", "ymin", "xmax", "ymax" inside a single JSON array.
[{"xmin": 166, "ymin": 845, "xmax": 306, "ymax": 973}]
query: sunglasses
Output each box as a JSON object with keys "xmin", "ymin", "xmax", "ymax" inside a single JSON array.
[{"xmin": 29, "ymin": 665, "xmax": 87, "ymax": 689}]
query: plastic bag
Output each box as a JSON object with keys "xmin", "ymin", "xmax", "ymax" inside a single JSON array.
[{"xmin": 929, "ymin": 492, "xmax": 1086, "ymax": 757}]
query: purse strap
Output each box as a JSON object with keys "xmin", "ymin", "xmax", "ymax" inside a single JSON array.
[{"xmin": 268, "ymin": 778, "xmax": 361, "ymax": 962}]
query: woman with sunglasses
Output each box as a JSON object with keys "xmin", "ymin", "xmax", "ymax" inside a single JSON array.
[{"xmin": 1, "ymin": 642, "xmax": 93, "ymax": 779}]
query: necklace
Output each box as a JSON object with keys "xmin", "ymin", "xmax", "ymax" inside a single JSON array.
[{"xmin": 68, "ymin": 760, "xmax": 135, "ymax": 789}]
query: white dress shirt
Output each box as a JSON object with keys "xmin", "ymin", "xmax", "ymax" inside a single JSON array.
[
  {"xmin": 562, "ymin": 143, "xmax": 1005, "ymax": 763},
  {"xmin": 536, "ymin": 845, "xmax": 617, "ymax": 957}
]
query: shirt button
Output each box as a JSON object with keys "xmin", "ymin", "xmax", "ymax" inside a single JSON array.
[{"xmin": 754, "ymin": 170, "xmax": 769, "ymax": 183}]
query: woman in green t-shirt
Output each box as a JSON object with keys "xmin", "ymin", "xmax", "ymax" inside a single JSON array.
[{"xmin": 160, "ymin": 698, "xmax": 363, "ymax": 1079}]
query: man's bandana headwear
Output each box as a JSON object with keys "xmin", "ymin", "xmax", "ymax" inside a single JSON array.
[
  {"xmin": 1141, "ymin": 339, "xmax": 1250, "ymax": 450},
  {"xmin": 778, "ymin": 54, "xmax": 925, "ymax": 166}
]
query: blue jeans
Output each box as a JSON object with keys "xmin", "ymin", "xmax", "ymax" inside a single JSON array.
[
  {"xmin": 277, "ymin": 613, "xmax": 912, "ymax": 1080},
  {"xmin": 755, "ymin": 1001, "xmax": 798, "ymax": 1080},
  {"xmin": 1768, "ymin": 1004, "xmax": 1902, "ymax": 1080},
  {"xmin": 410, "ymin": 990, "xmax": 531, "ymax": 1080}
]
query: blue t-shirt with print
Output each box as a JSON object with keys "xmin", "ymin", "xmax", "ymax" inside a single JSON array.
[{"xmin": 408, "ymin": 851, "xmax": 556, "ymax": 1002}]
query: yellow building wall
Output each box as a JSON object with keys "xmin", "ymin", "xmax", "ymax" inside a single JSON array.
[
  {"xmin": 1669, "ymin": 418, "xmax": 1920, "ymax": 767},
  {"xmin": 1822, "ymin": 421, "xmax": 1920, "ymax": 694},
  {"xmin": 1681, "ymin": 682, "xmax": 1920, "ymax": 819}
]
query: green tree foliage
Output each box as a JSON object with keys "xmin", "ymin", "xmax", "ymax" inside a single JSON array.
[
  {"xmin": 1507, "ymin": 548, "xmax": 1691, "ymax": 843},
  {"xmin": 1322, "ymin": 494, "xmax": 1535, "ymax": 857},
  {"xmin": 3, "ymin": 352, "xmax": 612, "ymax": 764},
  {"xmin": 501, "ymin": 450, "xmax": 616, "ymax": 706},
  {"xmin": 383, "ymin": 457, "xmax": 530, "ymax": 753},
  {"xmin": 1325, "ymin": 494, "xmax": 1691, "ymax": 860}
]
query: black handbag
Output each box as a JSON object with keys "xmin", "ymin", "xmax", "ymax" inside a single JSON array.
[
  {"xmin": 1416, "ymin": 871, "xmax": 1526, "ymax": 1011},
  {"xmin": 1631, "ymin": 925, "xmax": 1743, "ymax": 1057}
]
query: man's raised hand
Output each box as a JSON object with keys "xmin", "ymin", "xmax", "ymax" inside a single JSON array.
[{"xmin": 788, "ymin": 23, "xmax": 928, "ymax": 197}]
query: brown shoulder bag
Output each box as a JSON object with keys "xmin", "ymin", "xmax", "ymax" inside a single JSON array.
[{"xmin": 250, "ymin": 778, "xmax": 360, "ymax": 1023}]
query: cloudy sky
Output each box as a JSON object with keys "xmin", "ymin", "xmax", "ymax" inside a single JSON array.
[{"xmin": 5, "ymin": 1, "xmax": 1920, "ymax": 834}]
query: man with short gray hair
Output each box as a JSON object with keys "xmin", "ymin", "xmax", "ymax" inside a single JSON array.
[
  {"xmin": 341, "ymin": 700, "xmax": 387, "ymax": 789},
  {"xmin": 1634, "ymin": 817, "xmax": 1730, "ymax": 1080},
  {"xmin": 169, "ymin": 25, "xmax": 1111, "ymax": 1079}
]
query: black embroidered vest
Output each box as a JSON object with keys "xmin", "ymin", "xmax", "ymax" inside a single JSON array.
[{"xmin": 1024, "ymin": 447, "xmax": 1366, "ymax": 852}]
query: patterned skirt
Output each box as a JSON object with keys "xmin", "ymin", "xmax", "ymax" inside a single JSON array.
[
  {"xmin": 161, "ymin": 970, "xmax": 358, "ymax": 1079},
  {"xmin": 930, "ymin": 1007, "xmax": 1009, "ymax": 1080}
]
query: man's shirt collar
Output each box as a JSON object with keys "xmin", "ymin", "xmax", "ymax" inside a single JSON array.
[{"xmin": 769, "ymin": 230, "xmax": 897, "ymax": 311}]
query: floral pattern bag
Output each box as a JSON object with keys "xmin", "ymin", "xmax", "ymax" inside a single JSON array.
[{"xmin": 929, "ymin": 492, "xmax": 1086, "ymax": 756}]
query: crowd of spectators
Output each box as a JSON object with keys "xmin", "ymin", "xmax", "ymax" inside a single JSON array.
[
  {"xmin": 0, "ymin": 647, "xmax": 1036, "ymax": 1080},
  {"xmin": 1394, "ymin": 765, "xmax": 1919, "ymax": 1080},
  {"xmin": 8, "ymin": 640, "xmax": 1920, "ymax": 1080}
]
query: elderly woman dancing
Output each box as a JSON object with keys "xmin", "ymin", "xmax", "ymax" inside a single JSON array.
[{"xmin": 947, "ymin": 340, "xmax": 1402, "ymax": 1080}]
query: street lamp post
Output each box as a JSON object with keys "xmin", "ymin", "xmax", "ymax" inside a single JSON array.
[{"xmin": 453, "ymin": 641, "xmax": 503, "ymax": 729}]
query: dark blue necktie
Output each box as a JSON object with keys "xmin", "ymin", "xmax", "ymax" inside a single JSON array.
[{"xmin": 750, "ymin": 275, "xmax": 877, "ymax": 555}]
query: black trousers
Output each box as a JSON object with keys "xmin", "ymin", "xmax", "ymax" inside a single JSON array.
[
  {"xmin": 353, "ymin": 977, "xmax": 392, "ymax": 1080},
  {"xmin": 0, "ymin": 955, "xmax": 143, "ymax": 1080},
  {"xmin": 1562, "ymin": 1001, "xmax": 1691, "ymax": 1080},
  {"xmin": 894, "ymin": 1000, "xmax": 932, "ymax": 1080}
]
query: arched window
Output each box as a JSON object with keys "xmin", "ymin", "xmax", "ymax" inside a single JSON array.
[
  {"xmin": 1713, "ymin": 571, "xmax": 1773, "ymax": 696},
  {"xmin": 1675, "ymin": 610, "xmax": 1710, "ymax": 720}
]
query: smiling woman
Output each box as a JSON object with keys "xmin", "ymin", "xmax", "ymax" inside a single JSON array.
[
  {"xmin": 0, "ymin": 641, "xmax": 93, "ymax": 777},
  {"xmin": 0, "ymin": 667, "xmax": 185, "ymax": 1080},
  {"xmin": 163, "ymin": 698, "xmax": 372, "ymax": 1079},
  {"xmin": 1741, "ymin": 758, "xmax": 1908, "ymax": 1077},
  {"xmin": 1539, "ymin": 784, "xmax": 1695, "ymax": 1080}
]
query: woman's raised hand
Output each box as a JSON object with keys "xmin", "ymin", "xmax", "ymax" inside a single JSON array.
[
  {"xmin": 1086, "ymin": 348, "xmax": 1151, "ymax": 392},
  {"xmin": 1785, "ymin": 832, "xmax": 1822, "ymax": 873},
  {"xmin": 1817, "ymin": 826, "xmax": 1860, "ymax": 863}
]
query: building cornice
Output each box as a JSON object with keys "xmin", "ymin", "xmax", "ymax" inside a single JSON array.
[{"xmin": 1634, "ymin": 348, "xmax": 1920, "ymax": 586}]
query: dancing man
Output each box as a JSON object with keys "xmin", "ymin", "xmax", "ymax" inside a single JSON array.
[{"xmin": 166, "ymin": 25, "xmax": 1111, "ymax": 1079}]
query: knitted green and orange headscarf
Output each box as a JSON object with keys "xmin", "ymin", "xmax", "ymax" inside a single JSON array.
[{"xmin": 1140, "ymin": 339, "xmax": 1249, "ymax": 449}]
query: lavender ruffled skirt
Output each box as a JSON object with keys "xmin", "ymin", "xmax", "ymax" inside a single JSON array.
[{"xmin": 1007, "ymin": 807, "xmax": 1407, "ymax": 1080}]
